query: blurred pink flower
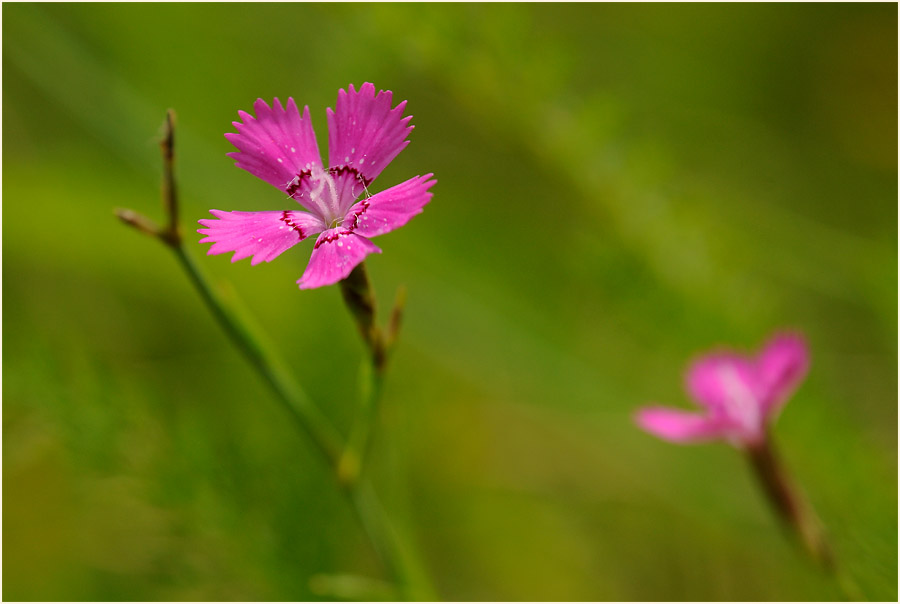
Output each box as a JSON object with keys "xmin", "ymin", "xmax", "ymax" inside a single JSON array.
[
  {"xmin": 199, "ymin": 83, "xmax": 435, "ymax": 289},
  {"xmin": 636, "ymin": 332, "xmax": 809, "ymax": 446}
]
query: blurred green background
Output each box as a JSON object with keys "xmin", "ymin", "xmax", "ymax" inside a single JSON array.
[{"xmin": 3, "ymin": 3, "xmax": 896, "ymax": 601}]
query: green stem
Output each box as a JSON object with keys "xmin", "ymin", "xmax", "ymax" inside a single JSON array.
[
  {"xmin": 173, "ymin": 244, "xmax": 431, "ymax": 599},
  {"xmin": 337, "ymin": 262, "xmax": 389, "ymax": 484},
  {"xmin": 171, "ymin": 245, "xmax": 343, "ymax": 466},
  {"xmin": 349, "ymin": 480, "xmax": 436, "ymax": 601},
  {"xmin": 170, "ymin": 243, "xmax": 432, "ymax": 599},
  {"xmin": 161, "ymin": 110, "xmax": 179, "ymax": 239},
  {"xmin": 338, "ymin": 360, "xmax": 386, "ymax": 485},
  {"xmin": 120, "ymin": 110, "xmax": 434, "ymax": 601},
  {"xmin": 336, "ymin": 263, "xmax": 410, "ymax": 486},
  {"xmin": 338, "ymin": 262, "xmax": 385, "ymax": 366},
  {"xmin": 173, "ymin": 245, "xmax": 430, "ymax": 599},
  {"xmin": 336, "ymin": 262, "xmax": 436, "ymax": 600}
]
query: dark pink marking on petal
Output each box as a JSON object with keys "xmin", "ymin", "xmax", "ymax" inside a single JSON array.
[
  {"xmin": 279, "ymin": 210, "xmax": 306, "ymax": 239},
  {"xmin": 298, "ymin": 228, "xmax": 382, "ymax": 289},
  {"xmin": 343, "ymin": 174, "xmax": 436, "ymax": 239},
  {"xmin": 328, "ymin": 165, "xmax": 373, "ymax": 188},
  {"xmin": 226, "ymin": 98, "xmax": 323, "ymax": 194},
  {"xmin": 197, "ymin": 209, "xmax": 325, "ymax": 265},
  {"xmin": 343, "ymin": 199, "xmax": 371, "ymax": 232},
  {"xmin": 285, "ymin": 170, "xmax": 313, "ymax": 198},
  {"xmin": 313, "ymin": 228, "xmax": 347, "ymax": 249},
  {"xmin": 326, "ymin": 83, "xmax": 414, "ymax": 186}
]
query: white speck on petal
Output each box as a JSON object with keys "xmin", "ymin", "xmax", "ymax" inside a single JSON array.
[
  {"xmin": 337, "ymin": 241, "xmax": 343, "ymax": 247},
  {"xmin": 258, "ymin": 238, "xmax": 263, "ymax": 242},
  {"xmin": 345, "ymin": 156, "xmax": 350, "ymax": 163},
  {"xmin": 291, "ymin": 147, "xmax": 296, "ymax": 152},
  {"xmin": 359, "ymin": 158, "xmax": 365, "ymax": 165},
  {"xmin": 351, "ymin": 148, "xmax": 355, "ymax": 153},
  {"xmin": 277, "ymin": 158, "xmax": 283, "ymax": 163}
]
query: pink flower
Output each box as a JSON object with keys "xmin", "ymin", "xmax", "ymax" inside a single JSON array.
[
  {"xmin": 198, "ymin": 83, "xmax": 436, "ymax": 289},
  {"xmin": 636, "ymin": 332, "xmax": 809, "ymax": 447}
]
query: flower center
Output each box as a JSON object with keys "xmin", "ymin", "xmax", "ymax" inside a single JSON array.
[
  {"xmin": 286, "ymin": 165, "xmax": 374, "ymax": 227},
  {"xmin": 717, "ymin": 365, "xmax": 761, "ymax": 437},
  {"xmin": 306, "ymin": 166, "xmax": 343, "ymax": 225}
]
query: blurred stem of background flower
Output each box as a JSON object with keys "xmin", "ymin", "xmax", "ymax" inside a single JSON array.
[
  {"xmin": 117, "ymin": 110, "xmax": 435, "ymax": 601},
  {"xmin": 746, "ymin": 434, "xmax": 832, "ymax": 568},
  {"xmin": 745, "ymin": 434, "xmax": 862, "ymax": 601}
]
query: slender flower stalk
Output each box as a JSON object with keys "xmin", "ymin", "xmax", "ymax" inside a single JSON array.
[
  {"xmin": 199, "ymin": 83, "xmax": 432, "ymax": 488},
  {"xmin": 635, "ymin": 332, "xmax": 846, "ymax": 580},
  {"xmin": 160, "ymin": 110, "xmax": 179, "ymax": 242},
  {"xmin": 339, "ymin": 262, "xmax": 383, "ymax": 360},
  {"xmin": 745, "ymin": 433, "xmax": 832, "ymax": 569},
  {"xmin": 336, "ymin": 262, "xmax": 404, "ymax": 485},
  {"xmin": 171, "ymin": 244, "xmax": 344, "ymax": 464},
  {"xmin": 117, "ymin": 109, "xmax": 434, "ymax": 600},
  {"xmin": 118, "ymin": 110, "xmax": 341, "ymax": 465},
  {"xmin": 333, "ymin": 269, "xmax": 432, "ymax": 596}
]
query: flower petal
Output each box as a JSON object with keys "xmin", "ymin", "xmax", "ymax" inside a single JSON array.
[
  {"xmin": 757, "ymin": 332, "xmax": 809, "ymax": 414},
  {"xmin": 225, "ymin": 98, "xmax": 324, "ymax": 208},
  {"xmin": 198, "ymin": 210, "xmax": 325, "ymax": 265},
  {"xmin": 297, "ymin": 228, "xmax": 382, "ymax": 289},
  {"xmin": 686, "ymin": 353, "xmax": 759, "ymax": 410},
  {"xmin": 635, "ymin": 407, "xmax": 730, "ymax": 443},
  {"xmin": 326, "ymin": 83, "xmax": 413, "ymax": 186},
  {"xmin": 685, "ymin": 352, "xmax": 764, "ymax": 441},
  {"xmin": 343, "ymin": 174, "xmax": 436, "ymax": 238}
]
